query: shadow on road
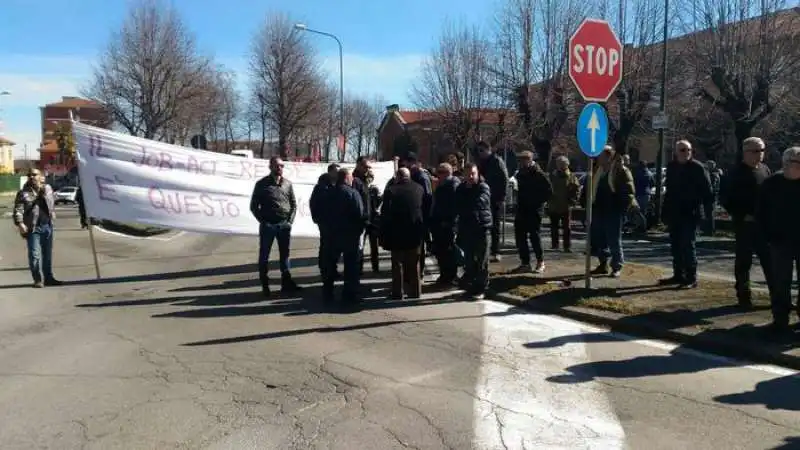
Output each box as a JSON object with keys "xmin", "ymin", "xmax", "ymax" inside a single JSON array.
[
  {"xmin": 4, "ymin": 258, "xmax": 319, "ymax": 290},
  {"xmin": 182, "ymin": 311, "xmax": 510, "ymax": 346},
  {"xmin": 771, "ymin": 437, "xmax": 800, "ymax": 449},
  {"xmin": 713, "ymin": 374, "xmax": 800, "ymax": 411}
]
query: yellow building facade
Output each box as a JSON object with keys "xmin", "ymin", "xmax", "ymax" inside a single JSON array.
[{"xmin": 0, "ymin": 137, "xmax": 15, "ymax": 174}]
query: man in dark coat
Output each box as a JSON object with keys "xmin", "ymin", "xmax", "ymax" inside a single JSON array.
[
  {"xmin": 660, "ymin": 140, "xmax": 713, "ymax": 289},
  {"xmin": 354, "ymin": 156, "xmax": 381, "ymax": 274},
  {"xmin": 456, "ymin": 163, "xmax": 493, "ymax": 300},
  {"xmin": 719, "ymin": 137, "xmax": 772, "ymax": 307},
  {"xmin": 310, "ymin": 163, "xmax": 340, "ymax": 277},
  {"xmin": 430, "ymin": 162, "xmax": 461, "ymax": 285},
  {"xmin": 513, "ymin": 151, "xmax": 553, "ymax": 274},
  {"xmin": 250, "ymin": 156, "xmax": 301, "ymax": 296},
  {"xmin": 757, "ymin": 146, "xmax": 800, "ymax": 337},
  {"xmin": 476, "ymin": 141, "xmax": 509, "ymax": 262},
  {"xmin": 320, "ymin": 168, "xmax": 365, "ymax": 307},
  {"xmin": 380, "ymin": 167, "xmax": 425, "ymax": 299}
]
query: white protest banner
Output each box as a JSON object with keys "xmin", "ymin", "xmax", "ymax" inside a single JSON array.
[{"xmin": 73, "ymin": 122, "xmax": 395, "ymax": 237}]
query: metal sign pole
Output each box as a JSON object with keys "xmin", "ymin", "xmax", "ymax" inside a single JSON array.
[{"xmin": 584, "ymin": 158, "xmax": 594, "ymax": 289}]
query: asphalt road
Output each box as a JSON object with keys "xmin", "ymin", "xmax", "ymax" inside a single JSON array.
[{"xmin": 0, "ymin": 209, "xmax": 797, "ymax": 449}]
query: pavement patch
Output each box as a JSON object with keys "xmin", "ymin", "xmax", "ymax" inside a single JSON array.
[{"xmin": 488, "ymin": 252, "xmax": 800, "ymax": 370}]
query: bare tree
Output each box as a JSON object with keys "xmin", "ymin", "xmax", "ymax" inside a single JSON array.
[
  {"xmin": 412, "ymin": 21, "xmax": 493, "ymax": 156},
  {"xmin": 681, "ymin": 0, "xmax": 800, "ymax": 160},
  {"xmin": 84, "ymin": 0, "xmax": 211, "ymax": 140},
  {"xmin": 493, "ymin": 0, "xmax": 588, "ymax": 164},
  {"xmin": 202, "ymin": 69, "xmax": 240, "ymax": 152},
  {"xmin": 249, "ymin": 13, "xmax": 326, "ymax": 158},
  {"xmin": 343, "ymin": 96, "xmax": 381, "ymax": 160},
  {"xmin": 600, "ymin": 0, "xmax": 672, "ymax": 155}
]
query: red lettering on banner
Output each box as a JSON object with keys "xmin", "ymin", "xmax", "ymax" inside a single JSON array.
[
  {"xmin": 95, "ymin": 175, "xmax": 119, "ymax": 203},
  {"xmin": 158, "ymin": 152, "xmax": 173, "ymax": 171},
  {"xmin": 148, "ymin": 187, "xmax": 240, "ymax": 218},
  {"xmin": 186, "ymin": 156, "xmax": 216, "ymax": 175},
  {"xmin": 238, "ymin": 161, "xmax": 271, "ymax": 180},
  {"xmin": 89, "ymin": 135, "xmax": 110, "ymax": 159},
  {"xmin": 133, "ymin": 146, "xmax": 158, "ymax": 167}
]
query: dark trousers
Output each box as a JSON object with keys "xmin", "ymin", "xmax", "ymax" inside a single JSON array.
[
  {"xmin": 515, "ymin": 211, "xmax": 543, "ymax": 266},
  {"xmin": 360, "ymin": 228, "xmax": 380, "ymax": 273},
  {"xmin": 668, "ymin": 218, "xmax": 699, "ymax": 282},
  {"xmin": 733, "ymin": 220, "xmax": 772, "ymax": 300},
  {"xmin": 549, "ymin": 211, "xmax": 572, "ymax": 250},
  {"xmin": 258, "ymin": 222, "xmax": 291, "ymax": 287},
  {"xmin": 419, "ymin": 232, "xmax": 427, "ymax": 277},
  {"xmin": 768, "ymin": 244, "xmax": 800, "ymax": 326},
  {"xmin": 490, "ymin": 202, "xmax": 503, "ymax": 255},
  {"xmin": 27, "ymin": 223, "xmax": 54, "ymax": 283},
  {"xmin": 460, "ymin": 228, "xmax": 490, "ymax": 294},
  {"xmin": 322, "ymin": 237, "xmax": 361, "ymax": 301},
  {"xmin": 391, "ymin": 247, "xmax": 422, "ymax": 299},
  {"xmin": 703, "ymin": 200, "xmax": 716, "ymax": 234},
  {"xmin": 431, "ymin": 224, "xmax": 457, "ymax": 282},
  {"xmin": 590, "ymin": 211, "xmax": 624, "ymax": 271}
]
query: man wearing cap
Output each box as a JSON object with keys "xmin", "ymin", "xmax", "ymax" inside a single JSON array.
[
  {"xmin": 548, "ymin": 155, "xmax": 580, "ymax": 252},
  {"xmin": 12, "ymin": 169, "xmax": 61, "ymax": 288},
  {"xmin": 513, "ymin": 151, "xmax": 552, "ymax": 273}
]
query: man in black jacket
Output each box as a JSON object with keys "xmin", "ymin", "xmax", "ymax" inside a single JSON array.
[
  {"xmin": 354, "ymin": 156, "xmax": 381, "ymax": 274},
  {"xmin": 250, "ymin": 156, "xmax": 301, "ymax": 296},
  {"xmin": 381, "ymin": 168, "xmax": 425, "ymax": 299},
  {"xmin": 757, "ymin": 146, "xmax": 800, "ymax": 336},
  {"xmin": 513, "ymin": 151, "xmax": 553, "ymax": 274},
  {"xmin": 720, "ymin": 137, "xmax": 772, "ymax": 307},
  {"xmin": 320, "ymin": 168, "xmax": 365, "ymax": 307},
  {"xmin": 456, "ymin": 163, "xmax": 493, "ymax": 300},
  {"xmin": 660, "ymin": 140, "xmax": 713, "ymax": 289},
  {"xmin": 477, "ymin": 141, "xmax": 509, "ymax": 262},
  {"xmin": 310, "ymin": 163, "xmax": 340, "ymax": 278},
  {"xmin": 430, "ymin": 162, "xmax": 461, "ymax": 285}
]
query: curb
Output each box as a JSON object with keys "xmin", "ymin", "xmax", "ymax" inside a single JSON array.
[{"xmin": 491, "ymin": 292, "xmax": 800, "ymax": 371}]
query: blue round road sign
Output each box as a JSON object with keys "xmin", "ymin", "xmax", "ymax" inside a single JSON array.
[{"xmin": 576, "ymin": 103, "xmax": 609, "ymax": 158}]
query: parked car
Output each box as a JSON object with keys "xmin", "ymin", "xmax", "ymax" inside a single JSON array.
[{"xmin": 54, "ymin": 186, "xmax": 78, "ymax": 204}]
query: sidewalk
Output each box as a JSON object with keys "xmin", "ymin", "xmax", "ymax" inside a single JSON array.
[{"xmin": 488, "ymin": 249, "xmax": 800, "ymax": 370}]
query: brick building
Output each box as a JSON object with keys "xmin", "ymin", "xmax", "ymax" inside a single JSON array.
[
  {"xmin": 39, "ymin": 96, "xmax": 111, "ymax": 174},
  {"xmin": 377, "ymin": 104, "xmax": 518, "ymax": 166}
]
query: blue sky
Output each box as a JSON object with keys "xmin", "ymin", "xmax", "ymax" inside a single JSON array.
[{"xmin": 0, "ymin": 0, "xmax": 495, "ymax": 158}]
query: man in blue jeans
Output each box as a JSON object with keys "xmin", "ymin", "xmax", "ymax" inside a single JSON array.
[
  {"xmin": 250, "ymin": 157, "xmax": 301, "ymax": 297},
  {"xmin": 13, "ymin": 168, "xmax": 62, "ymax": 288}
]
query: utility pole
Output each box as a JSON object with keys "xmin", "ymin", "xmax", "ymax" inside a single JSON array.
[
  {"xmin": 653, "ymin": 0, "xmax": 669, "ymax": 223},
  {"xmin": 294, "ymin": 24, "xmax": 344, "ymax": 163}
]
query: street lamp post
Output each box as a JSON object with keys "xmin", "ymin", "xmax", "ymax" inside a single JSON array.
[{"xmin": 294, "ymin": 23, "xmax": 344, "ymax": 163}]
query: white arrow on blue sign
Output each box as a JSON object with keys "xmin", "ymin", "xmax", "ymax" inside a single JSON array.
[{"xmin": 576, "ymin": 103, "xmax": 609, "ymax": 157}]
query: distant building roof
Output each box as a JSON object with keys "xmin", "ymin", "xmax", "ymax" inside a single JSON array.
[
  {"xmin": 0, "ymin": 136, "xmax": 15, "ymax": 146},
  {"xmin": 44, "ymin": 96, "xmax": 104, "ymax": 109}
]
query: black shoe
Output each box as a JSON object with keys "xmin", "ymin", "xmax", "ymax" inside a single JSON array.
[
  {"xmin": 44, "ymin": 278, "xmax": 63, "ymax": 287},
  {"xmin": 679, "ymin": 281, "xmax": 699, "ymax": 290},
  {"xmin": 281, "ymin": 275, "xmax": 302, "ymax": 292},
  {"xmin": 261, "ymin": 285, "xmax": 271, "ymax": 297},
  {"xmin": 590, "ymin": 265, "xmax": 609, "ymax": 275},
  {"xmin": 659, "ymin": 276, "xmax": 685, "ymax": 285},
  {"xmin": 764, "ymin": 322, "xmax": 794, "ymax": 341}
]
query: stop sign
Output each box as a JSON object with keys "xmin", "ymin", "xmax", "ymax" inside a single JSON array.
[{"xmin": 568, "ymin": 18, "xmax": 623, "ymax": 103}]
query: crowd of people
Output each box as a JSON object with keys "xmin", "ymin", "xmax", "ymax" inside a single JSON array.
[{"xmin": 11, "ymin": 136, "xmax": 800, "ymax": 335}]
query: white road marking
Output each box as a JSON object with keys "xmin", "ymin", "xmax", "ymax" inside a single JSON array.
[
  {"xmin": 93, "ymin": 226, "xmax": 186, "ymax": 242},
  {"xmin": 482, "ymin": 300, "xmax": 796, "ymax": 377},
  {"xmin": 473, "ymin": 300, "xmax": 627, "ymax": 449}
]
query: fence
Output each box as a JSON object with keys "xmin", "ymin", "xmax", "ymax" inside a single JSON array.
[{"xmin": 0, "ymin": 174, "xmax": 21, "ymax": 193}]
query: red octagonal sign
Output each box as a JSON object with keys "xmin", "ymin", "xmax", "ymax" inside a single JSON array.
[{"xmin": 569, "ymin": 18, "xmax": 624, "ymax": 103}]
